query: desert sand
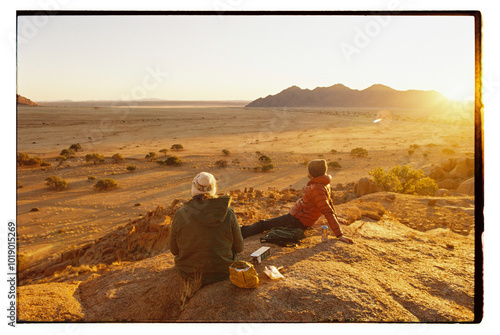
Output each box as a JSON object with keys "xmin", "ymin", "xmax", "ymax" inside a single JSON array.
[{"xmin": 16, "ymin": 104, "xmax": 477, "ymax": 322}]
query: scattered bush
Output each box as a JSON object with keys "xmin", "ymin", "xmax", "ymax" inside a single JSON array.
[
  {"xmin": 159, "ymin": 149, "xmax": 168, "ymax": 156},
  {"xmin": 258, "ymin": 155, "xmax": 272, "ymax": 164},
  {"xmin": 85, "ymin": 153, "xmax": 105, "ymax": 164},
  {"xmin": 17, "ymin": 153, "xmax": 49, "ymax": 167},
  {"xmin": 350, "ymin": 147, "xmax": 368, "ymax": 157},
  {"xmin": 222, "ymin": 149, "xmax": 231, "ymax": 156},
  {"xmin": 215, "ymin": 159, "xmax": 228, "ymax": 168},
  {"xmin": 145, "ymin": 152, "xmax": 157, "ymax": 161},
  {"xmin": 328, "ymin": 161, "xmax": 342, "ymax": 169},
  {"xmin": 369, "ymin": 165, "xmax": 437, "ymax": 196},
  {"xmin": 171, "ymin": 144, "xmax": 184, "ymax": 151},
  {"xmin": 261, "ymin": 163, "xmax": 274, "ymax": 172},
  {"xmin": 59, "ymin": 148, "xmax": 75, "ymax": 158},
  {"xmin": 94, "ymin": 178, "xmax": 119, "ymax": 191},
  {"xmin": 69, "ymin": 143, "xmax": 83, "ymax": 152},
  {"xmin": 330, "ymin": 149, "xmax": 338, "ymax": 154},
  {"xmin": 165, "ymin": 156, "xmax": 182, "ymax": 166},
  {"xmin": 45, "ymin": 176, "xmax": 68, "ymax": 190},
  {"xmin": 112, "ymin": 153, "xmax": 124, "ymax": 164},
  {"xmin": 126, "ymin": 165, "xmax": 137, "ymax": 172},
  {"xmin": 87, "ymin": 176, "xmax": 97, "ymax": 182}
]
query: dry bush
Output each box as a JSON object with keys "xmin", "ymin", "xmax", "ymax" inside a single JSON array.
[
  {"xmin": 215, "ymin": 159, "xmax": 228, "ymax": 168},
  {"xmin": 94, "ymin": 178, "xmax": 119, "ymax": 191},
  {"xmin": 350, "ymin": 147, "xmax": 368, "ymax": 157},
  {"xmin": 171, "ymin": 144, "xmax": 184, "ymax": 151},
  {"xmin": 126, "ymin": 165, "xmax": 137, "ymax": 172},
  {"xmin": 112, "ymin": 153, "xmax": 124, "ymax": 164},
  {"xmin": 45, "ymin": 176, "xmax": 68, "ymax": 190},
  {"xmin": 85, "ymin": 153, "xmax": 104, "ymax": 165}
]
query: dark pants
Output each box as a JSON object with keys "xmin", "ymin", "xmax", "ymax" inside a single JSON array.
[{"xmin": 240, "ymin": 214, "xmax": 308, "ymax": 238}]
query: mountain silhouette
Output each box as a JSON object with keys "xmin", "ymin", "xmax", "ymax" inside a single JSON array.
[{"xmin": 246, "ymin": 84, "xmax": 451, "ymax": 109}]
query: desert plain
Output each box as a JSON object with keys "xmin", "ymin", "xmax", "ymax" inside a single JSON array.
[{"xmin": 16, "ymin": 104, "xmax": 478, "ymax": 322}]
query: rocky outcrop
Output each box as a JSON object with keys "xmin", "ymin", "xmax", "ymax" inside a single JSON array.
[
  {"xmin": 17, "ymin": 94, "xmax": 39, "ymax": 106},
  {"xmin": 353, "ymin": 177, "xmax": 379, "ymax": 197},
  {"xmin": 457, "ymin": 178, "xmax": 475, "ymax": 196},
  {"xmin": 17, "ymin": 191, "xmax": 476, "ymax": 323}
]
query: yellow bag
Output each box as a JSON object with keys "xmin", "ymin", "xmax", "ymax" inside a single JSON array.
[{"xmin": 229, "ymin": 261, "xmax": 259, "ymax": 288}]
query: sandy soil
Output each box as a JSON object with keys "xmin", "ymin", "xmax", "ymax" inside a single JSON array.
[{"xmin": 16, "ymin": 105, "xmax": 475, "ymax": 282}]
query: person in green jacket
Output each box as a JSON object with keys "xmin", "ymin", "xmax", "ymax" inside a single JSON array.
[{"xmin": 169, "ymin": 172, "xmax": 244, "ymax": 286}]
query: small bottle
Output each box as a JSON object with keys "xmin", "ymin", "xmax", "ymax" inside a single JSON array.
[{"xmin": 321, "ymin": 225, "xmax": 328, "ymax": 242}]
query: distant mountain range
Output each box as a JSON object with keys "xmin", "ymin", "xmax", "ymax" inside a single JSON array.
[
  {"xmin": 246, "ymin": 84, "xmax": 452, "ymax": 109},
  {"xmin": 16, "ymin": 94, "xmax": 38, "ymax": 106}
]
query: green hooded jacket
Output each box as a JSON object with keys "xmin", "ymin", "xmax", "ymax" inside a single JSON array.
[{"xmin": 169, "ymin": 195, "xmax": 244, "ymax": 285}]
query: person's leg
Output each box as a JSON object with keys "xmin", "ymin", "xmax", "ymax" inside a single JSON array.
[{"xmin": 241, "ymin": 214, "xmax": 305, "ymax": 238}]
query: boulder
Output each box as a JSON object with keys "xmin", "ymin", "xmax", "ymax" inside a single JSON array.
[
  {"xmin": 450, "ymin": 159, "xmax": 470, "ymax": 179},
  {"xmin": 429, "ymin": 166, "xmax": 447, "ymax": 181},
  {"xmin": 434, "ymin": 189, "xmax": 449, "ymax": 197},
  {"xmin": 440, "ymin": 158, "xmax": 457, "ymax": 172},
  {"xmin": 457, "ymin": 178, "xmax": 475, "ymax": 196},
  {"xmin": 354, "ymin": 177, "xmax": 379, "ymax": 197}
]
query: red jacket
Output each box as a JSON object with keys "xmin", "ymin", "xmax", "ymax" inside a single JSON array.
[{"xmin": 290, "ymin": 174, "xmax": 343, "ymax": 237}]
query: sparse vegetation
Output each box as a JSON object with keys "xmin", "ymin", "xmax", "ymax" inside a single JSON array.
[
  {"xmin": 55, "ymin": 155, "xmax": 67, "ymax": 168},
  {"xmin": 330, "ymin": 149, "xmax": 338, "ymax": 154},
  {"xmin": 350, "ymin": 147, "xmax": 368, "ymax": 157},
  {"xmin": 126, "ymin": 165, "xmax": 137, "ymax": 173},
  {"xmin": 87, "ymin": 176, "xmax": 97, "ymax": 182},
  {"xmin": 159, "ymin": 149, "xmax": 168, "ymax": 156},
  {"xmin": 261, "ymin": 163, "xmax": 274, "ymax": 172},
  {"xmin": 94, "ymin": 178, "xmax": 119, "ymax": 191},
  {"xmin": 17, "ymin": 152, "xmax": 50, "ymax": 167},
  {"xmin": 258, "ymin": 155, "xmax": 272, "ymax": 164},
  {"xmin": 59, "ymin": 148, "xmax": 75, "ymax": 158},
  {"xmin": 215, "ymin": 159, "xmax": 228, "ymax": 168},
  {"xmin": 369, "ymin": 165, "xmax": 438, "ymax": 196},
  {"xmin": 45, "ymin": 176, "xmax": 68, "ymax": 190},
  {"xmin": 165, "ymin": 156, "xmax": 182, "ymax": 166},
  {"xmin": 145, "ymin": 152, "xmax": 157, "ymax": 161},
  {"xmin": 69, "ymin": 143, "xmax": 83, "ymax": 152},
  {"xmin": 328, "ymin": 161, "xmax": 342, "ymax": 169},
  {"xmin": 112, "ymin": 153, "xmax": 124, "ymax": 164},
  {"xmin": 222, "ymin": 149, "xmax": 230, "ymax": 156},
  {"xmin": 85, "ymin": 153, "xmax": 105, "ymax": 165},
  {"xmin": 171, "ymin": 144, "xmax": 184, "ymax": 151}
]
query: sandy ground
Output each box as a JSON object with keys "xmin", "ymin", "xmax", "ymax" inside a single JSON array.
[{"xmin": 16, "ymin": 105, "xmax": 475, "ymax": 272}]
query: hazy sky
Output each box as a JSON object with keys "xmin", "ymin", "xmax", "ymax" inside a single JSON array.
[{"xmin": 17, "ymin": 14, "xmax": 475, "ymax": 101}]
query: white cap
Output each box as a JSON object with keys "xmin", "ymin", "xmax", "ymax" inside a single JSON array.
[{"xmin": 191, "ymin": 172, "xmax": 217, "ymax": 197}]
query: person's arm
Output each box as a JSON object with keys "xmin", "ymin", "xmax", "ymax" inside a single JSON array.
[
  {"xmin": 313, "ymin": 187, "xmax": 354, "ymax": 244},
  {"xmin": 169, "ymin": 212, "xmax": 179, "ymax": 256},
  {"xmin": 229, "ymin": 208, "xmax": 244, "ymax": 253}
]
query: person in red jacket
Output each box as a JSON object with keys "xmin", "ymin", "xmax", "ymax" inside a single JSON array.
[{"xmin": 240, "ymin": 159, "xmax": 354, "ymax": 244}]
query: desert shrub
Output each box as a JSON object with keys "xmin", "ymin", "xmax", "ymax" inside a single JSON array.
[
  {"xmin": 156, "ymin": 160, "xmax": 165, "ymax": 165},
  {"xmin": 165, "ymin": 156, "xmax": 182, "ymax": 166},
  {"xmin": 369, "ymin": 165, "xmax": 438, "ymax": 196},
  {"xmin": 126, "ymin": 165, "xmax": 137, "ymax": 172},
  {"xmin": 60, "ymin": 148, "xmax": 75, "ymax": 158},
  {"xmin": 261, "ymin": 163, "xmax": 274, "ymax": 172},
  {"xmin": 55, "ymin": 155, "xmax": 67, "ymax": 168},
  {"xmin": 222, "ymin": 149, "xmax": 231, "ymax": 156},
  {"xmin": 442, "ymin": 148, "xmax": 456, "ymax": 155},
  {"xmin": 232, "ymin": 159, "xmax": 240, "ymax": 165},
  {"xmin": 85, "ymin": 153, "xmax": 105, "ymax": 164},
  {"xmin": 350, "ymin": 147, "xmax": 368, "ymax": 157},
  {"xmin": 328, "ymin": 161, "xmax": 342, "ymax": 169},
  {"xmin": 87, "ymin": 176, "xmax": 97, "ymax": 182},
  {"xmin": 330, "ymin": 149, "xmax": 338, "ymax": 154},
  {"xmin": 255, "ymin": 151, "xmax": 262, "ymax": 156},
  {"xmin": 215, "ymin": 159, "xmax": 228, "ymax": 168},
  {"xmin": 171, "ymin": 144, "xmax": 184, "ymax": 151},
  {"xmin": 258, "ymin": 155, "xmax": 272, "ymax": 164},
  {"xmin": 17, "ymin": 153, "xmax": 49, "ymax": 167},
  {"xmin": 69, "ymin": 143, "xmax": 83, "ymax": 152},
  {"xmin": 408, "ymin": 149, "xmax": 415, "ymax": 156},
  {"xmin": 94, "ymin": 178, "xmax": 119, "ymax": 191},
  {"xmin": 159, "ymin": 149, "xmax": 168, "ymax": 156},
  {"xmin": 145, "ymin": 152, "xmax": 157, "ymax": 161},
  {"xmin": 45, "ymin": 176, "xmax": 68, "ymax": 190},
  {"xmin": 112, "ymin": 153, "xmax": 124, "ymax": 164},
  {"xmin": 17, "ymin": 153, "xmax": 30, "ymax": 165}
]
